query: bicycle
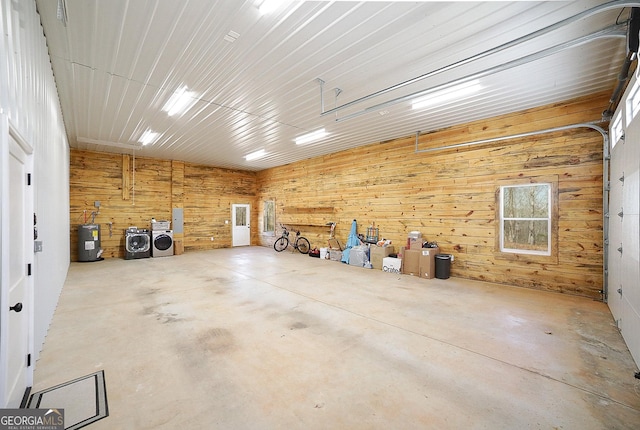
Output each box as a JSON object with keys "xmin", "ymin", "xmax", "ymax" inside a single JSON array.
[{"xmin": 273, "ymin": 225, "xmax": 311, "ymax": 254}]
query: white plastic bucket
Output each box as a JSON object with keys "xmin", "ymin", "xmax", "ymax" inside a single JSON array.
[{"xmin": 319, "ymin": 248, "xmax": 328, "ymax": 259}]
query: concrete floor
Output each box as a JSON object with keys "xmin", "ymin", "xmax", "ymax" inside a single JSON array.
[{"xmin": 33, "ymin": 247, "xmax": 640, "ymax": 429}]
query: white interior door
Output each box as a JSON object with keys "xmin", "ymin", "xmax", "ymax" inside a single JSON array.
[
  {"xmin": 0, "ymin": 118, "xmax": 33, "ymax": 407},
  {"xmin": 232, "ymin": 204, "xmax": 251, "ymax": 247}
]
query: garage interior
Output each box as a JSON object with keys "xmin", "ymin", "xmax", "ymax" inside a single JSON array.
[{"xmin": 2, "ymin": 0, "xmax": 640, "ymax": 428}]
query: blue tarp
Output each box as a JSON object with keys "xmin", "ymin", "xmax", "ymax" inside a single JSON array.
[{"xmin": 341, "ymin": 219, "xmax": 361, "ymax": 263}]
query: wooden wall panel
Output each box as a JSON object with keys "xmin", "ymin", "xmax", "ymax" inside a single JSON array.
[
  {"xmin": 70, "ymin": 151, "xmax": 173, "ymax": 260},
  {"xmin": 256, "ymin": 92, "xmax": 609, "ymax": 299},
  {"xmin": 70, "ymin": 150, "xmax": 258, "ymax": 260},
  {"xmin": 182, "ymin": 164, "xmax": 257, "ymax": 251},
  {"xmin": 71, "ymin": 92, "xmax": 607, "ymax": 299}
]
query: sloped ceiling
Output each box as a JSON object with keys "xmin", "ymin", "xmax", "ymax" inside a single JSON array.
[{"xmin": 36, "ymin": 0, "xmax": 630, "ymax": 171}]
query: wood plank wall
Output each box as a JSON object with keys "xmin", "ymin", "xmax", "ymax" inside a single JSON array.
[
  {"xmin": 256, "ymin": 92, "xmax": 609, "ymax": 298},
  {"xmin": 70, "ymin": 150, "xmax": 257, "ymax": 260},
  {"xmin": 183, "ymin": 164, "xmax": 257, "ymax": 250},
  {"xmin": 70, "ymin": 92, "xmax": 607, "ymax": 298}
]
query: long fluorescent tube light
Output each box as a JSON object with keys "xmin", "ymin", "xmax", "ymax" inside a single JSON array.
[
  {"xmin": 412, "ymin": 80, "xmax": 483, "ymax": 110},
  {"xmin": 245, "ymin": 149, "xmax": 267, "ymax": 161},
  {"xmin": 162, "ymin": 85, "xmax": 198, "ymax": 117},
  {"xmin": 259, "ymin": 0, "xmax": 289, "ymax": 14},
  {"xmin": 139, "ymin": 130, "xmax": 159, "ymax": 146},
  {"xmin": 56, "ymin": 0, "xmax": 68, "ymax": 26},
  {"xmin": 295, "ymin": 128, "xmax": 327, "ymax": 145}
]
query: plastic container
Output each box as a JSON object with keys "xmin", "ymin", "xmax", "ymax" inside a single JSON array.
[
  {"xmin": 435, "ymin": 254, "xmax": 452, "ymax": 279},
  {"xmin": 320, "ymin": 248, "xmax": 328, "ymax": 259}
]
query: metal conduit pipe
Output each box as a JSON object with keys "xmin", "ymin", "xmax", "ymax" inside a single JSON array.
[
  {"xmin": 414, "ymin": 123, "xmax": 611, "ymax": 302},
  {"xmin": 320, "ymin": 0, "xmax": 640, "ymax": 117},
  {"xmin": 334, "ymin": 25, "xmax": 626, "ymax": 123},
  {"xmin": 603, "ymin": 50, "xmax": 637, "ymax": 120}
]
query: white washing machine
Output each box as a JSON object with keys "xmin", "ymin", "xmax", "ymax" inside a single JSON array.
[{"xmin": 152, "ymin": 230, "xmax": 174, "ymax": 257}]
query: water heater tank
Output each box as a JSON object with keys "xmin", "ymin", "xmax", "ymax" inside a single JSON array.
[{"xmin": 77, "ymin": 224, "xmax": 102, "ymax": 262}]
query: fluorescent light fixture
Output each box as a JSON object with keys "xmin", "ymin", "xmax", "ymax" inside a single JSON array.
[
  {"xmin": 412, "ymin": 80, "xmax": 483, "ymax": 110},
  {"xmin": 56, "ymin": 0, "xmax": 68, "ymax": 26},
  {"xmin": 259, "ymin": 0, "xmax": 289, "ymax": 14},
  {"xmin": 295, "ymin": 128, "xmax": 327, "ymax": 145},
  {"xmin": 224, "ymin": 30, "xmax": 240, "ymax": 43},
  {"xmin": 162, "ymin": 85, "xmax": 198, "ymax": 117},
  {"xmin": 245, "ymin": 149, "xmax": 267, "ymax": 161},
  {"xmin": 139, "ymin": 129, "xmax": 159, "ymax": 146}
]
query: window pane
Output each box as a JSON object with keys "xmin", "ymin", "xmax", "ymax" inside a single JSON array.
[
  {"xmin": 263, "ymin": 200, "xmax": 275, "ymax": 233},
  {"xmin": 500, "ymin": 182, "xmax": 552, "ymax": 256},
  {"xmin": 503, "ymin": 185, "xmax": 548, "ymax": 218},
  {"xmin": 236, "ymin": 207, "xmax": 247, "ymax": 226},
  {"xmin": 503, "ymin": 220, "xmax": 549, "ymax": 252}
]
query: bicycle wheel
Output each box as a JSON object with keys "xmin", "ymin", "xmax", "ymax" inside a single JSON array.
[
  {"xmin": 274, "ymin": 237, "xmax": 289, "ymax": 252},
  {"xmin": 296, "ymin": 237, "xmax": 311, "ymax": 254}
]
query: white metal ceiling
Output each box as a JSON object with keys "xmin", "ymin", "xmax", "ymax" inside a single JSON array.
[{"xmin": 36, "ymin": 0, "xmax": 631, "ymax": 171}]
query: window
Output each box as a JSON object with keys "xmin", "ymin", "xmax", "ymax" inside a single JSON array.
[
  {"xmin": 627, "ymin": 77, "xmax": 640, "ymax": 124},
  {"xmin": 500, "ymin": 183, "xmax": 551, "ymax": 256},
  {"xmin": 612, "ymin": 111, "xmax": 623, "ymax": 150},
  {"xmin": 263, "ymin": 200, "xmax": 275, "ymax": 235}
]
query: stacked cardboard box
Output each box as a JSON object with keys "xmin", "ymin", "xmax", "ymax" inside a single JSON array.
[
  {"xmin": 418, "ymin": 247, "xmax": 439, "ymax": 279},
  {"xmin": 401, "ymin": 247, "xmax": 421, "ymax": 276},
  {"xmin": 370, "ymin": 245, "xmax": 394, "ymax": 270},
  {"xmin": 401, "ymin": 246, "xmax": 440, "ymax": 277}
]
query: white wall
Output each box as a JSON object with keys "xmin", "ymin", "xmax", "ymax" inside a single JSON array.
[{"xmin": 0, "ymin": 0, "xmax": 70, "ymax": 362}]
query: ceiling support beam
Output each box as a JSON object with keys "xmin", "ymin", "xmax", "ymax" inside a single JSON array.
[{"xmin": 77, "ymin": 137, "xmax": 142, "ymax": 151}]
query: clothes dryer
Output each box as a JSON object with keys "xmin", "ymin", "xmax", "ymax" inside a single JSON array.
[{"xmin": 152, "ymin": 230, "xmax": 174, "ymax": 257}]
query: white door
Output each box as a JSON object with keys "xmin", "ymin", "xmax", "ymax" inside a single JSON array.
[
  {"xmin": 232, "ymin": 204, "xmax": 251, "ymax": 247},
  {"xmin": 0, "ymin": 118, "xmax": 33, "ymax": 407}
]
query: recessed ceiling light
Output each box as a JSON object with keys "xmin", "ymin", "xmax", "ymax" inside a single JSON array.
[
  {"xmin": 245, "ymin": 149, "xmax": 267, "ymax": 161},
  {"xmin": 412, "ymin": 80, "xmax": 483, "ymax": 110},
  {"xmin": 162, "ymin": 85, "xmax": 198, "ymax": 117},
  {"xmin": 139, "ymin": 129, "xmax": 159, "ymax": 146},
  {"xmin": 295, "ymin": 128, "xmax": 327, "ymax": 145}
]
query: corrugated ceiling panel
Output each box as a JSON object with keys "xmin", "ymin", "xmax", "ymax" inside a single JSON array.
[{"xmin": 36, "ymin": 0, "xmax": 628, "ymax": 171}]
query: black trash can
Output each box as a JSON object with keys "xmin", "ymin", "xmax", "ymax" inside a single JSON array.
[{"xmin": 435, "ymin": 254, "xmax": 452, "ymax": 279}]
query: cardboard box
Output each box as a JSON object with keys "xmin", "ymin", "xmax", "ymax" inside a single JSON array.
[
  {"xmin": 419, "ymin": 247, "xmax": 440, "ymax": 279},
  {"xmin": 173, "ymin": 239, "xmax": 184, "ymax": 255},
  {"xmin": 409, "ymin": 237, "xmax": 425, "ymax": 250},
  {"xmin": 370, "ymin": 245, "xmax": 394, "ymax": 269},
  {"xmin": 382, "ymin": 257, "xmax": 402, "ymax": 274},
  {"xmin": 402, "ymin": 248, "xmax": 421, "ymax": 276}
]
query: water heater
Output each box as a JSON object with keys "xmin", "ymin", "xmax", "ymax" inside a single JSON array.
[{"xmin": 77, "ymin": 224, "xmax": 102, "ymax": 262}]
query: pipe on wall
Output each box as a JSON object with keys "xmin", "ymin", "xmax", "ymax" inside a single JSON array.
[{"xmin": 413, "ymin": 123, "xmax": 610, "ymax": 303}]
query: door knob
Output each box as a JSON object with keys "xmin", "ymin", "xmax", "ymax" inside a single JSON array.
[{"xmin": 10, "ymin": 303, "xmax": 23, "ymax": 313}]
